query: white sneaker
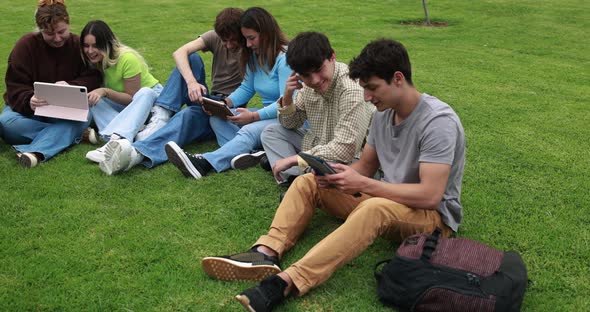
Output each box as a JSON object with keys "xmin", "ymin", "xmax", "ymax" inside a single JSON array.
[
  {"xmin": 85, "ymin": 134, "xmax": 122, "ymax": 163},
  {"xmin": 231, "ymin": 151, "xmax": 266, "ymax": 170},
  {"xmin": 99, "ymin": 139, "xmax": 144, "ymax": 175},
  {"xmin": 86, "ymin": 145, "xmax": 107, "ymax": 163},
  {"xmin": 17, "ymin": 152, "xmax": 39, "ymax": 168},
  {"xmin": 135, "ymin": 105, "xmax": 171, "ymax": 142}
]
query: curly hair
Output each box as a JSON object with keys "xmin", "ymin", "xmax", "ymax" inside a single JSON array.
[{"xmin": 35, "ymin": 0, "xmax": 69, "ymax": 31}]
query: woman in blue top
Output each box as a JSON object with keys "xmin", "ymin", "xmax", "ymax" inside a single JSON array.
[{"xmin": 165, "ymin": 7, "xmax": 291, "ymax": 179}]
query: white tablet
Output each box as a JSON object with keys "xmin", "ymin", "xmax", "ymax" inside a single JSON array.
[{"xmin": 33, "ymin": 82, "xmax": 89, "ymax": 122}]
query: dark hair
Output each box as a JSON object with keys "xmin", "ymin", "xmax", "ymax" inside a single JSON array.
[
  {"xmin": 214, "ymin": 8, "xmax": 243, "ymax": 40},
  {"xmin": 35, "ymin": 0, "xmax": 69, "ymax": 31},
  {"xmin": 240, "ymin": 7, "xmax": 288, "ymax": 74},
  {"xmin": 80, "ymin": 20, "xmax": 117, "ymax": 65},
  {"xmin": 286, "ymin": 32, "xmax": 334, "ymax": 74},
  {"xmin": 349, "ymin": 38, "xmax": 413, "ymax": 85}
]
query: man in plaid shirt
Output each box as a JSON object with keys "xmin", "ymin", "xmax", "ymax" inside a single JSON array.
[{"xmin": 259, "ymin": 32, "xmax": 373, "ymax": 183}]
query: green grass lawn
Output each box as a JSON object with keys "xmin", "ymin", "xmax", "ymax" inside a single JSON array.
[{"xmin": 1, "ymin": 0, "xmax": 589, "ymax": 310}]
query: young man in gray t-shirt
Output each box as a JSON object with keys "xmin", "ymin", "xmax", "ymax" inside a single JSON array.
[{"xmin": 201, "ymin": 38, "xmax": 466, "ymax": 311}]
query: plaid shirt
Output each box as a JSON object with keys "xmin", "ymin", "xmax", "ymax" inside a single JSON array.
[{"xmin": 277, "ymin": 62, "xmax": 374, "ymax": 163}]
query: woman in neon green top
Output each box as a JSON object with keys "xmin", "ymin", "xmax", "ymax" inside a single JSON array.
[{"xmin": 80, "ymin": 20, "xmax": 162, "ymax": 163}]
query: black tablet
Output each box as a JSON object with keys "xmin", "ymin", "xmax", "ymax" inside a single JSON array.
[
  {"xmin": 298, "ymin": 152, "xmax": 336, "ymax": 176},
  {"xmin": 202, "ymin": 97, "xmax": 234, "ymax": 118}
]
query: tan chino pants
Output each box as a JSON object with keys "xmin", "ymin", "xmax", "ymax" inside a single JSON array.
[{"xmin": 255, "ymin": 173, "xmax": 452, "ymax": 295}]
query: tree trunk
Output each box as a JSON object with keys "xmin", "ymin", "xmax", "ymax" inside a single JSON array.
[{"xmin": 422, "ymin": 0, "xmax": 431, "ymax": 25}]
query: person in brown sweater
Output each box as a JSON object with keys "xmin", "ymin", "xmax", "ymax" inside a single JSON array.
[{"xmin": 0, "ymin": 0, "xmax": 100, "ymax": 168}]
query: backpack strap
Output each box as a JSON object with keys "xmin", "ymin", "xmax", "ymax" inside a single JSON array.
[
  {"xmin": 420, "ymin": 227, "xmax": 442, "ymax": 262},
  {"xmin": 374, "ymin": 259, "xmax": 390, "ymax": 281}
]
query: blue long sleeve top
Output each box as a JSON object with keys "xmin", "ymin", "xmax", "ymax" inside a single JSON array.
[{"xmin": 226, "ymin": 52, "xmax": 291, "ymax": 120}]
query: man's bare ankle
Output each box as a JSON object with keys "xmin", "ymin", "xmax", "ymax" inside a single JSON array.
[{"xmin": 255, "ymin": 245, "xmax": 278, "ymax": 258}]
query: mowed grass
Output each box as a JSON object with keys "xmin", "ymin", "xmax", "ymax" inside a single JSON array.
[{"xmin": 1, "ymin": 0, "xmax": 589, "ymax": 310}]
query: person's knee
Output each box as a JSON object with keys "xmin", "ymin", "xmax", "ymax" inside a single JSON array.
[
  {"xmin": 290, "ymin": 173, "xmax": 316, "ymax": 191},
  {"xmin": 261, "ymin": 123, "xmax": 279, "ymax": 144},
  {"xmin": 0, "ymin": 110, "xmax": 19, "ymax": 127},
  {"xmin": 260, "ymin": 124, "xmax": 275, "ymax": 144},
  {"xmin": 188, "ymin": 53, "xmax": 204, "ymax": 65},
  {"xmin": 0, "ymin": 113, "xmax": 28, "ymax": 143},
  {"xmin": 133, "ymin": 87, "xmax": 156, "ymax": 100}
]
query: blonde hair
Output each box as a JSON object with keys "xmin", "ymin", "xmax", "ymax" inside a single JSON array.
[
  {"xmin": 103, "ymin": 42, "xmax": 148, "ymax": 72},
  {"xmin": 35, "ymin": 0, "xmax": 69, "ymax": 31}
]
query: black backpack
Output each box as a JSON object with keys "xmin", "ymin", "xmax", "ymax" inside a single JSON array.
[{"xmin": 374, "ymin": 228, "xmax": 528, "ymax": 311}]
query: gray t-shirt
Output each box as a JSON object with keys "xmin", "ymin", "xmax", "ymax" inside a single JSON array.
[
  {"xmin": 200, "ymin": 30, "xmax": 242, "ymax": 96},
  {"xmin": 367, "ymin": 93, "xmax": 466, "ymax": 232}
]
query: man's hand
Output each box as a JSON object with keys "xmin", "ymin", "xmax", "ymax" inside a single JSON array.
[
  {"xmin": 187, "ymin": 81, "xmax": 207, "ymax": 103},
  {"xmin": 272, "ymin": 155, "xmax": 298, "ymax": 182},
  {"xmin": 29, "ymin": 95, "xmax": 48, "ymax": 111},
  {"xmin": 87, "ymin": 88, "xmax": 107, "ymax": 106},
  {"xmin": 322, "ymin": 163, "xmax": 366, "ymax": 195},
  {"xmin": 280, "ymin": 71, "xmax": 303, "ymax": 108},
  {"xmin": 228, "ymin": 108, "xmax": 258, "ymax": 126},
  {"xmin": 313, "ymin": 171, "xmax": 332, "ymax": 189}
]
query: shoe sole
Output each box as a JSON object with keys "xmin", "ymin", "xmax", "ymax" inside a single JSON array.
[
  {"xmin": 165, "ymin": 142, "xmax": 202, "ymax": 179},
  {"xmin": 235, "ymin": 295, "xmax": 256, "ymax": 312},
  {"xmin": 99, "ymin": 140, "xmax": 132, "ymax": 175},
  {"xmin": 18, "ymin": 153, "xmax": 37, "ymax": 168},
  {"xmin": 201, "ymin": 257, "xmax": 280, "ymax": 282},
  {"xmin": 231, "ymin": 151, "xmax": 266, "ymax": 170}
]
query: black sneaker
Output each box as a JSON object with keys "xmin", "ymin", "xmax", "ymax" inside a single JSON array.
[
  {"xmin": 235, "ymin": 275, "xmax": 287, "ymax": 312},
  {"xmin": 202, "ymin": 248, "xmax": 281, "ymax": 282},
  {"xmin": 279, "ymin": 191, "xmax": 286, "ymax": 204},
  {"xmin": 165, "ymin": 141, "xmax": 213, "ymax": 179},
  {"xmin": 231, "ymin": 151, "xmax": 266, "ymax": 170},
  {"xmin": 259, "ymin": 154, "xmax": 271, "ymax": 171}
]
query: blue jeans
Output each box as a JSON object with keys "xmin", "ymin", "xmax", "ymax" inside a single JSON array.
[
  {"xmin": 0, "ymin": 105, "xmax": 90, "ymax": 161},
  {"xmin": 133, "ymin": 105, "xmax": 215, "ymax": 167},
  {"xmin": 154, "ymin": 53, "xmax": 208, "ymax": 112},
  {"xmin": 131, "ymin": 53, "xmax": 222, "ymax": 168},
  {"xmin": 91, "ymin": 84, "xmax": 162, "ymax": 141},
  {"xmin": 203, "ymin": 108, "xmax": 278, "ymax": 172}
]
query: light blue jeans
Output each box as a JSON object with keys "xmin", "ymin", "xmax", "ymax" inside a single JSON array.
[
  {"xmin": 91, "ymin": 84, "xmax": 162, "ymax": 142},
  {"xmin": 0, "ymin": 105, "xmax": 90, "ymax": 161},
  {"xmin": 203, "ymin": 108, "xmax": 278, "ymax": 172}
]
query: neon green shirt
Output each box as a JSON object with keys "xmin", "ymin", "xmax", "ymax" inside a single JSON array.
[{"xmin": 103, "ymin": 51, "xmax": 158, "ymax": 92}]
